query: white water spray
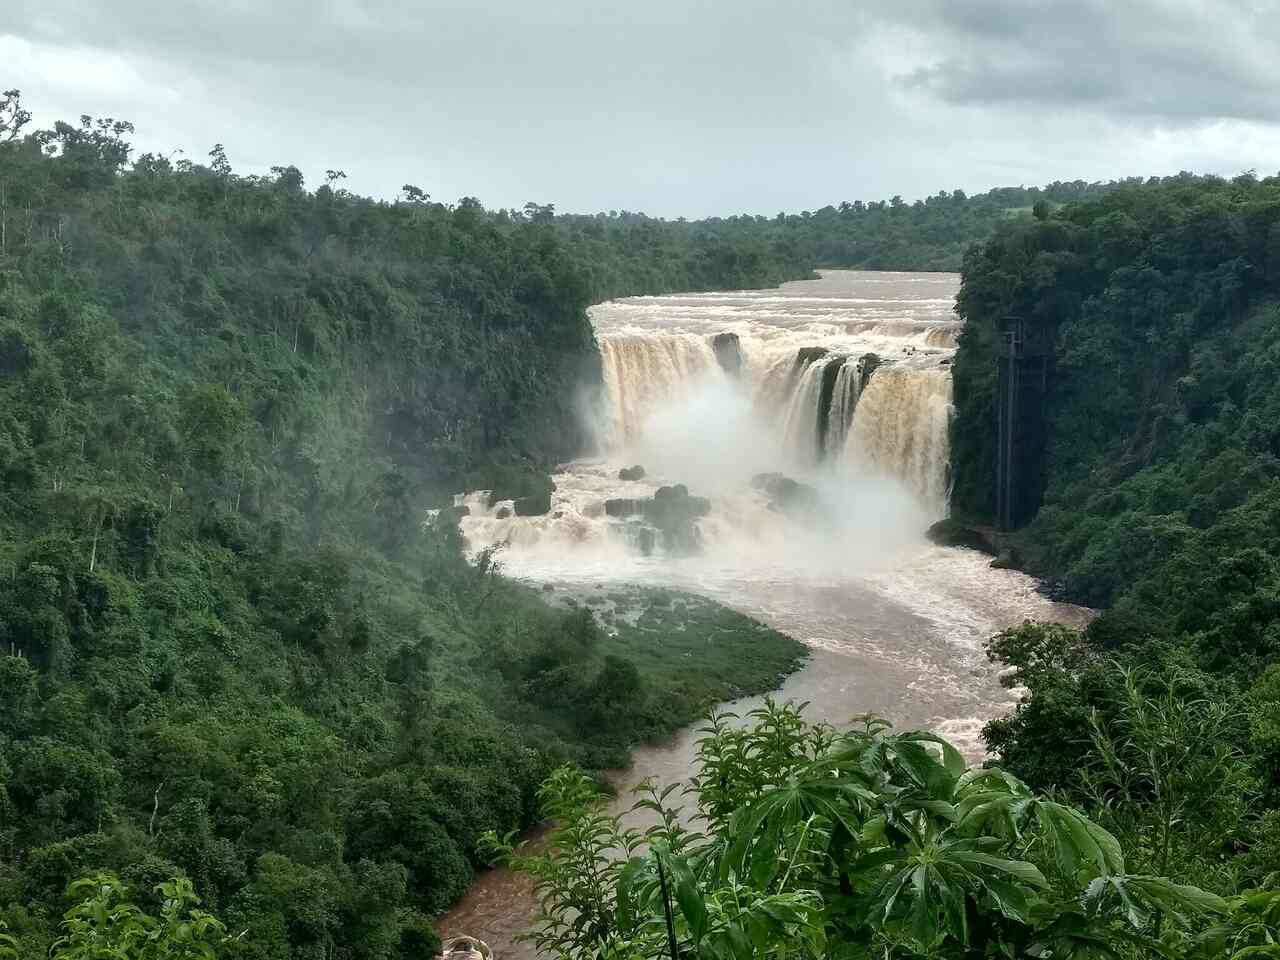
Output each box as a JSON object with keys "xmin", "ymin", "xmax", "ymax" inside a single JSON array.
[{"xmin": 460, "ymin": 271, "xmax": 962, "ymax": 573}]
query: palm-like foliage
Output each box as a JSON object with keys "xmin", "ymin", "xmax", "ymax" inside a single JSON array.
[
  {"xmin": 49, "ymin": 874, "xmax": 229, "ymax": 960},
  {"xmin": 492, "ymin": 700, "xmax": 1239, "ymax": 959}
]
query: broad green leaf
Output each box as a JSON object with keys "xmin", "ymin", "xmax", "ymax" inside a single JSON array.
[
  {"xmin": 901, "ymin": 731, "xmax": 967, "ymax": 779},
  {"xmin": 983, "ymin": 877, "xmax": 1033, "ymax": 923},
  {"xmin": 666, "ymin": 852, "xmax": 708, "ymax": 943},
  {"xmin": 890, "ymin": 739, "xmax": 953, "ymax": 794},
  {"xmin": 615, "ymin": 857, "xmax": 648, "ymax": 933},
  {"xmin": 1123, "ymin": 876, "xmax": 1229, "ymax": 923},
  {"xmin": 759, "ymin": 900, "xmax": 805, "ymax": 925},
  {"xmin": 946, "ymin": 850, "xmax": 1048, "ymax": 889},
  {"xmin": 1231, "ymin": 947, "xmax": 1280, "ymax": 959},
  {"xmin": 1036, "ymin": 801, "xmax": 1125, "ymax": 881},
  {"xmin": 934, "ymin": 871, "xmax": 968, "ymax": 944},
  {"xmin": 905, "ymin": 797, "xmax": 959, "ymax": 822},
  {"xmin": 909, "ymin": 865, "xmax": 944, "ymax": 949}
]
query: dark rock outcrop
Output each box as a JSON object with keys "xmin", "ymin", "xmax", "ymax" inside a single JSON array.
[
  {"xmin": 989, "ymin": 548, "xmax": 1019, "ymax": 569},
  {"xmin": 751, "ymin": 473, "xmax": 823, "ymax": 514},
  {"xmin": 859, "ymin": 352, "xmax": 882, "ymax": 385},
  {"xmin": 604, "ymin": 484, "xmax": 711, "ymax": 555},
  {"xmin": 513, "ymin": 492, "xmax": 552, "ymax": 516},
  {"xmin": 618, "ymin": 465, "xmax": 646, "ymax": 481},
  {"xmin": 649, "ymin": 485, "xmax": 710, "ymax": 555},
  {"xmin": 925, "ymin": 519, "xmax": 998, "ymax": 555},
  {"xmin": 795, "ymin": 346, "xmax": 829, "ymax": 366},
  {"xmin": 650, "ymin": 484, "xmax": 711, "ymax": 520},
  {"xmin": 711, "ymin": 332, "xmax": 744, "ymax": 376}
]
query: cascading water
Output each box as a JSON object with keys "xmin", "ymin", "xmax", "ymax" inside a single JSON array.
[
  {"xmin": 460, "ymin": 270, "xmax": 964, "ymax": 568},
  {"xmin": 825, "ymin": 357, "xmax": 861, "ymax": 455},
  {"xmin": 845, "ymin": 363, "xmax": 954, "ymax": 514},
  {"xmin": 776, "ymin": 352, "xmax": 836, "ymax": 466},
  {"xmin": 455, "ymin": 269, "xmax": 1089, "ymax": 735},
  {"xmin": 598, "ymin": 334, "xmax": 722, "ymax": 446}
]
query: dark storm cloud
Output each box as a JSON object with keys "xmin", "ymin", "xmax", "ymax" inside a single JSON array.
[
  {"xmin": 4, "ymin": 1, "xmax": 1280, "ymax": 215},
  {"xmin": 890, "ymin": 0, "xmax": 1280, "ymax": 123}
]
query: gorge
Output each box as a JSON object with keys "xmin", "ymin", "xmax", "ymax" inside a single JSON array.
[{"xmin": 441, "ymin": 271, "xmax": 1089, "ymax": 955}]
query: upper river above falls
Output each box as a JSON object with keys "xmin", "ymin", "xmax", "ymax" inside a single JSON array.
[{"xmin": 438, "ymin": 270, "xmax": 1090, "ymax": 957}]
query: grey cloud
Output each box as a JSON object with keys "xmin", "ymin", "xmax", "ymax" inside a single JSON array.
[
  {"xmin": 5, "ymin": 0, "xmax": 1280, "ymax": 216},
  {"xmin": 884, "ymin": 0, "xmax": 1280, "ymax": 123}
]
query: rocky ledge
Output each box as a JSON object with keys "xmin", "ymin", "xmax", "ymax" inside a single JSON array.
[
  {"xmin": 925, "ymin": 518, "xmax": 1023, "ymax": 569},
  {"xmin": 604, "ymin": 483, "xmax": 711, "ymax": 555},
  {"xmin": 751, "ymin": 472, "xmax": 824, "ymax": 515}
]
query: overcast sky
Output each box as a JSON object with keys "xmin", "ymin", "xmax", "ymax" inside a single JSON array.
[{"xmin": 5, "ymin": 0, "xmax": 1280, "ymax": 217}]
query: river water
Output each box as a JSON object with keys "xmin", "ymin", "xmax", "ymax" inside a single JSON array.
[{"xmin": 438, "ymin": 271, "xmax": 1088, "ymax": 956}]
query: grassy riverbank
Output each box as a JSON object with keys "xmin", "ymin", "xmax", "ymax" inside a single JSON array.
[{"xmin": 511, "ymin": 585, "xmax": 807, "ymax": 766}]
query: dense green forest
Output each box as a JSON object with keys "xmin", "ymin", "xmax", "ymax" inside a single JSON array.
[
  {"xmin": 0, "ymin": 92, "xmax": 812, "ymax": 958},
  {"xmin": 541, "ymin": 181, "xmax": 1124, "ymax": 293},
  {"xmin": 951, "ymin": 170, "xmax": 1280, "ymax": 637},
  {"xmin": 946, "ymin": 171, "xmax": 1280, "ymax": 952},
  {"xmin": 769, "ymin": 180, "xmax": 1124, "ymax": 273}
]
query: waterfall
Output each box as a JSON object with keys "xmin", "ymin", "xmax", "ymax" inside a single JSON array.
[
  {"xmin": 826, "ymin": 356, "xmax": 870, "ymax": 454},
  {"xmin": 777, "ymin": 353, "xmax": 833, "ymax": 465},
  {"xmin": 599, "ymin": 334, "xmax": 722, "ymax": 446},
  {"xmin": 597, "ymin": 328, "xmax": 953, "ymax": 517},
  {"xmin": 844, "ymin": 365, "xmax": 953, "ymax": 515},
  {"xmin": 457, "ymin": 272, "xmax": 963, "ymax": 565}
]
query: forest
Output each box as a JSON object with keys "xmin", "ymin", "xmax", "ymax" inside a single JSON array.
[
  {"xmin": 944, "ymin": 171, "xmax": 1280, "ymax": 954},
  {"xmin": 547, "ymin": 179, "xmax": 1125, "ymax": 296},
  {"xmin": 0, "ymin": 92, "xmax": 812, "ymax": 958}
]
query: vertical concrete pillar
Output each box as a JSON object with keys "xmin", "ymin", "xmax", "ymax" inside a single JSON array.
[{"xmin": 995, "ymin": 317, "xmax": 1051, "ymax": 531}]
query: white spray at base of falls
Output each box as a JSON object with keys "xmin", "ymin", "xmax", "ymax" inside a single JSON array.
[
  {"xmin": 599, "ymin": 334, "xmax": 721, "ymax": 449},
  {"xmin": 589, "ymin": 290, "xmax": 958, "ymax": 518}
]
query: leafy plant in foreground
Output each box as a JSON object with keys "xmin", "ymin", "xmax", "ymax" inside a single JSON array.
[
  {"xmin": 491, "ymin": 700, "xmax": 1239, "ymax": 959},
  {"xmin": 48, "ymin": 873, "xmax": 231, "ymax": 960},
  {"xmin": 1081, "ymin": 667, "xmax": 1253, "ymax": 886}
]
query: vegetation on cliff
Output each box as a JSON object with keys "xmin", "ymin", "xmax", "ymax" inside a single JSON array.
[
  {"xmin": 770, "ymin": 180, "xmax": 1124, "ymax": 273},
  {"xmin": 0, "ymin": 92, "xmax": 809, "ymax": 958},
  {"xmin": 11, "ymin": 80, "xmax": 1280, "ymax": 959},
  {"xmin": 951, "ymin": 171, "xmax": 1280, "ymax": 639},
  {"xmin": 946, "ymin": 173, "xmax": 1280, "ymax": 938}
]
